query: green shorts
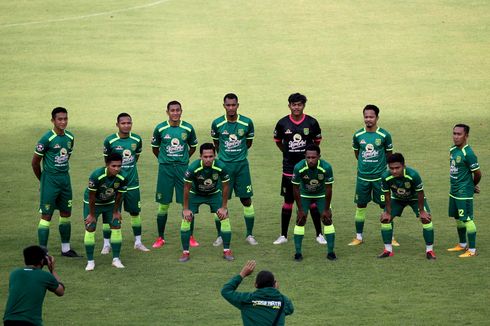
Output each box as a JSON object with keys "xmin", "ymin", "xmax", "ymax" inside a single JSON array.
[
  {"xmin": 220, "ymin": 160, "xmax": 253, "ymax": 199},
  {"xmin": 388, "ymin": 198, "xmax": 431, "ymax": 218},
  {"xmin": 300, "ymin": 196, "xmax": 328, "ymax": 215},
  {"xmin": 39, "ymin": 172, "xmax": 72, "ymax": 215},
  {"xmin": 448, "ymin": 196, "xmax": 473, "ymax": 221},
  {"xmin": 354, "ymin": 177, "xmax": 385, "ymax": 207},
  {"xmin": 188, "ymin": 192, "xmax": 222, "ymax": 214},
  {"xmin": 83, "ymin": 202, "xmax": 120, "ymax": 230},
  {"xmin": 156, "ymin": 163, "xmax": 187, "ymax": 204},
  {"xmin": 122, "ymin": 188, "xmax": 141, "ymax": 214}
]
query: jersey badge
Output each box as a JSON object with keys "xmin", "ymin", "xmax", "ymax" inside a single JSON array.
[
  {"xmin": 67, "ymin": 141, "xmax": 72, "ymax": 149},
  {"xmin": 238, "ymin": 129, "xmax": 244, "ymax": 136},
  {"xmin": 405, "ymin": 182, "xmax": 411, "ymax": 188},
  {"xmin": 304, "ymin": 128, "xmax": 310, "ymax": 135},
  {"xmin": 310, "ymin": 179, "xmax": 319, "ymax": 186},
  {"xmin": 131, "ymin": 143, "xmax": 137, "ymax": 151},
  {"xmin": 212, "ymin": 173, "xmax": 218, "ymax": 180},
  {"xmin": 397, "ymin": 188, "xmax": 406, "ymax": 195},
  {"xmin": 36, "ymin": 144, "xmax": 44, "ymax": 151},
  {"xmin": 204, "ymin": 179, "xmax": 213, "ymax": 186},
  {"xmin": 318, "ymin": 174, "xmax": 324, "ymax": 180},
  {"xmin": 456, "ymin": 156, "xmax": 462, "ymax": 163},
  {"xmin": 181, "ymin": 133, "xmax": 187, "ymax": 140},
  {"xmin": 375, "ymin": 138, "xmax": 382, "ymax": 146},
  {"xmin": 114, "ymin": 182, "xmax": 120, "ymax": 189},
  {"xmin": 88, "ymin": 180, "xmax": 95, "ymax": 188}
]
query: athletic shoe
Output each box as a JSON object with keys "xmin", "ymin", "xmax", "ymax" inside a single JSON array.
[
  {"xmin": 85, "ymin": 261, "xmax": 95, "ymax": 271},
  {"xmin": 447, "ymin": 244, "xmax": 466, "ymax": 252},
  {"xmin": 245, "ymin": 235, "xmax": 258, "ymax": 245},
  {"xmin": 392, "ymin": 239, "xmax": 400, "ymax": 247},
  {"xmin": 61, "ymin": 249, "xmax": 82, "ymax": 257},
  {"xmin": 273, "ymin": 235, "xmax": 288, "ymax": 245},
  {"xmin": 179, "ymin": 252, "xmax": 190, "ymax": 262},
  {"xmin": 189, "ymin": 236, "xmax": 200, "ymax": 247},
  {"xmin": 377, "ymin": 250, "xmax": 394, "ymax": 258},
  {"xmin": 294, "ymin": 253, "xmax": 303, "ymax": 262},
  {"xmin": 316, "ymin": 235, "xmax": 327, "ymax": 245},
  {"xmin": 327, "ymin": 252, "xmax": 337, "ymax": 261},
  {"xmin": 212, "ymin": 236, "xmax": 223, "ymax": 247},
  {"xmin": 111, "ymin": 258, "xmax": 125, "ymax": 269},
  {"xmin": 458, "ymin": 250, "xmax": 477, "ymax": 258},
  {"xmin": 223, "ymin": 249, "xmax": 235, "ymax": 261},
  {"xmin": 348, "ymin": 238, "xmax": 363, "ymax": 246},
  {"xmin": 152, "ymin": 237, "xmax": 165, "ymax": 248},
  {"xmin": 134, "ymin": 243, "xmax": 150, "ymax": 252},
  {"xmin": 100, "ymin": 245, "xmax": 111, "ymax": 255},
  {"xmin": 426, "ymin": 251, "xmax": 436, "ymax": 260}
]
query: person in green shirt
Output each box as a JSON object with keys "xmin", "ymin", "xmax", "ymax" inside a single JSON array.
[
  {"xmin": 447, "ymin": 124, "xmax": 481, "ymax": 258},
  {"xmin": 379, "ymin": 153, "xmax": 436, "ymax": 259},
  {"xmin": 102, "ymin": 113, "xmax": 149, "ymax": 253},
  {"xmin": 31, "ymin": 107, "xmax": 80, "ymax": 257},
  {"xmin": 151, "ymin": 101, "xmax": 198, "ymax": 249},
  {"xmin": 3, "ymin": 245, "xmax": 64, "ymax": 326},
  {"xmin": 221, "ymin": 260, "xmax": 294, "ymax": 326}
]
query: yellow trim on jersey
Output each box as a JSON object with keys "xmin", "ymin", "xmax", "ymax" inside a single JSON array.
[
  {"xmin": 375, "ymin": 128, "xmax": 387, "ymax": 138},
  {"xmin": 449, "ymin": 194, "xmax": 473, "ymax": 200},
  {"xmin": 358, "ymin": 176, "xmax": 381, "ymax": 182},
  {"xmin": 300, "ymin": 194, "xmax": 326, "ymax": 199}
]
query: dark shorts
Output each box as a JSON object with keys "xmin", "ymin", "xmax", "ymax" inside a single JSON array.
[
  {"xmin": 280, "ymin": 174, "xmax": 294, "ymax": 203},
  {"xmin": 299, "ymin": 196, "xmax": 328, "ymax": 215},
  {"xmin": 387, "ymin": 198, "xmax": 431, "ymax": 218},
  {"xmin": 220, "ymin": 160, "xmax": 253, "ymax": 199},
  {"xmin": 188, "ymin": 192, "xmax": 222, "ymax": 214},
  {"xmin": 448, "ymin": 196, "xmax": 473, "ymax": 221},
  {"xmin": 83, "ymin": 202, "xmax": 119, "ymax": 230},
  {"xmin": 39, "ymin": 173, "xmax": 72, "ymax": 215},
  {"xmin": 122, "ymin": 187, "xmax": 141, "ymax": 214},
  {"xmin": 354, "ymin": 177, "xmax": 385, "ymax": 207},
  {"xmin": 155, "ymin": 163, "xmax": 187, "ymax": 204}
]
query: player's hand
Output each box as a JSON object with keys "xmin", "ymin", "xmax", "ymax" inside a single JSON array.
[
  {"xmin": 46, "ymin": 255, "xmax": 55, "ymax": 273},
  {"xmin": 321, "ymin": 209, "xmax": 332, "ymax": 224},
  {"xmin": 419, "ymin": 210, "xmax": 431, "ymax": 224},
  {"xmin": 217, "ymin": 207, "xmax": 228, "ymax": 220},
  {"xmin": 182, "ymin": 209, "xmax": 193, "ymax": 222},
  {"xmin": 380, "ymin": 211, "xmax": 391, "ymax": 223},
  {"xmin": 474, "ymin": 185, "xmax": 480, "ymax": 194},
  {"xmin": 239, "ymin": 260, "xmax": 256, "ymax": 278},
  {"xmin": 112, "ymin": 211, "xmax": 122, "ymax": 223},
  {"xmin": 85, "ymin": 214, "xmax": 96, "ymax": 226},
  {"xmin": 297, "ymin": 210, "xmax": 307, "ymax": 222}
]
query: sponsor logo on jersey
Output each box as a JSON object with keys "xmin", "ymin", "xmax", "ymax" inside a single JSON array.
[
  {"xmin": 396, "ymin": 188, "xmax": 406, "ymax": 195},
  {"xmin": 164, "ymin": 134, "xmax": 171, "ymax": 139},
  {"xmin": 54, "ymin": 148, "xmax": 69, "ymax": 165},
  {"xmin": 204, "ymin": 179, "xmax": 213, "ymax": 186},
  {"xmin": 360, "ymin": 139, "xmax": 366, "ymax": 145},
  {"xmin": 224, "ymin": 134, "xmax": 242, "ymax": 151},
  {"xmin": 310, "ymin": 179, "xmax": 319, "ymax": 186},
  {"xmin": 450, "ymin": 159, "xmax": 458, "ymax": 175},
  {"xmin": 122, "ymin": 149, "xmax": 134, "ymax": 166},
  {"xmin": 222, "ymin": 130, "xmax": 229, "ymax": 135},
  {"xmin": 289, "ymin": 133, "xmax": 307, "ymax": 151},
  {"xmin": 361, "ymin": 143, "xmax": 379, "ymax": 160},
  {"xmin": 116, "ymin": 146, "xmax": 124, "ymax": 151},
  {"xmin": 166, "ymin": 138, "xmax": 185, "ymax": 155}
]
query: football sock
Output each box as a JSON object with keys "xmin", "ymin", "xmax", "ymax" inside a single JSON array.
[
  {"xmin": 293, "ymin": 225, "xmax": 305, "ymax": 255},
  {"xmin": 102, "ymin": 223, "xmax": 111, "ymax": 241},
  {"xmin": 324, "ymin": 225, "xmax": 335, "ymax": 254},
  {"xmin": 157, "ymin": 204, "xmax": 169, "ymax": 238},
  {"xmin": 426, "ymin": 245, "xmax": 433, "ymax": 252},
  {"xmin": 456, "ymin": 220, "xmax": 467, "ymax": 244},
  {"xmin": 58, "ymin": 217, "xmax": 71, "ymax": 246},
  {"xmin": 214, "ymin": 214, "xmax": 222, "ymax": 237},
  {"xmin": 422, "ymin": 222, "xmax": 434, "ymax": 246},
  {"xmin": 131, "ymin": 215, "xmax": 142, "ymax": 237},
  {"xmin": 180, "ymin": 220, "xmax": 191, "ymax": 251},
  {"xmin": 310, "ymin": 204, "xmax": 322, "ymax": 236},
  {"xmin": 243, "ymin": 205, "xmax": 255, "ymax": 236},
  {"xmin": 38, "ymin": 219, "xmax": 50, "ymax": 247},
  {"xmin": 110, "ymin": 229, "xmax": 122, "ymax": 259},
  {"xmin": 220, "ymin": 218, "xmax": 232, "ymax": 250},
  {"xmin": 381, "ymin": 223, "xmax": 393, "ymax": 247},
  {"xmin": 465, "ymin": 220, "xmax": 477, "ymax": 249},
  {"xmin": 84, "ymin": 231, "xmax": 95, "ymax": 261},
  {"xmin": 281, "ymin": 203, "xmax": 293, "ymax": 237},
  {"xmin": 355, "ymin": 207, "xmax": 366, "ymax": 235}
]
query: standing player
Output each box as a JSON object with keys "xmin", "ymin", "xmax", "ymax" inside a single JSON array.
[
  {"xmin": 349, "ymin": 104, "xmax": 394, "ymax": 246},
  {"xmin": 83, "ymin": 153, "xmax": 128, "ymax": 271},
  {"xmin": 31, "ymin": 107, "xmax": 80, "ymax": 257},
  {"xmin": 102, "ymin": 113, "xmax": 149, "ymax": 253},
  {"xmin": 211, "ymin": 93, "xmax": 257, "ymax": 246},
  {"xmin": 447, "ymin": 124, "xmax": 481, "ymax": 258},
  {"xmin": 291, "ymin": 144, "xmax": 337, "ymax": 261},
  {"xmin": 179, "ymin": 143, "xmax": 233, "ymax": 262},
  {"xmin": 151, "ymin": 101, "xmax": 198, "ymax": 248},
  {"xmin": 378, "ymin": 153, "xmax": 436, "ymax": 259},
  {"xmin": 273, "ymin": 93, "xmax": 325, "ymax": 245}
]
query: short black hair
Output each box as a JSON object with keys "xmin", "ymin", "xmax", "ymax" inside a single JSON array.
[
  {"xmin": 387, "ymin": 153, "xmax": 405, "ymax": 165},
  {"xmin": 23, "ymin": 245, "xmax": 47, "ymax": 266},
  {"xmin": 167, "ymin": 100, "xmax": 181, "ymax": 110},
  {"xmin": 255, "ymin": 270, "xmax": 275, "ymax": 288},
  {"xmin": 305, "ymin": 144, "xmax": 321, "ymax": 155},
  {"xmin": 117, "ymin": 112, "xmax": 131, "ymax": 122},
  {"xmin": 288, "ymin": 93, "xmax": 307, "ymax": 104},
  {"xmin": 105, "ymin": 153, "xmax": 123, "ymax": 164},
  {"xmin": 199, "ymin": 142, "xmax": 215, "ymax": 155},
  {"xmin": 51, "ymin": 107, "xmax": 67, "ymax": 119},
  {"xmin": 223, "ymin": 93, "xmax": 238, "ymax": 102},
  {"xmin": 363, "ymin": 104, "xmax": 380, "ymax": 117},
  {"xmin": 454, "ymin": 124, "xmax": 470, "ymax": 135}
]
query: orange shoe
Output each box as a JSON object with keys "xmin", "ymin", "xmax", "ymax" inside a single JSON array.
[
  {"xmin": 189, "ymin": 236, "xmax": 200, "ymax": 247},
  {"xmin": 392, "ymin": 239, "xmax": 400, "ymax": 247},
  {"xmin": 447, "ymin": 244, "xmax": 466, "ymax": 252},
  {"xmin": 348, "ymin": 238, "xmax": 363, "ymax": 246},
  {"xmin": 458, "ymin": 250, "xmax": 477, "ymax": 258},
  {"xmin": 152, "ymin": 237, "xmax": 165, "ymax": 248}
]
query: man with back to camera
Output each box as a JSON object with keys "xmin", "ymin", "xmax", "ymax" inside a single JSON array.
[{"xmin": 3, "ymin": 245, "xmax": 65, "ymax": 326}]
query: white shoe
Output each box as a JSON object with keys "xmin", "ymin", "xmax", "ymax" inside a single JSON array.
[
  {"xmin": 213, "ymin": 236, "xmax": 223, "ymax": 247},
  {"xmin": 245, "ymin": 235, "xmax": 258, "ymax": 245},
  {"xmin": 85, "ymin": 261, "xmax": 95, "ymax": 271},
  {"xmin": 134, "ymin": 243, "xmax": 150, "ymax": 252},
  {"xmin": 273, "ymin": 235, "xmax": 288, "ymax": 245},
  {"xmin": 316, "ymin": 234, "xmax": 327, "ymax": 245},
  {"xmin": 112, "ymin": 258, "xmax": 125, "ymax": 269},
  {"xmin": 100, "ymin": 245, "xmax": 111, "ymax": 255}
]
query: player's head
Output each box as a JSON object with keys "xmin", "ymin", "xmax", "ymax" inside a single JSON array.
[
  {"xmin": 23, "ymin": 245, "xmax": 47, "ymax": 267},
  {"xmin": 288, "ymin": 93, "xmax": 307, "ymax": 118},
  {"xmin": 305, "ymin": 144, "xmax": 321, "ymax": 168},
  {"xmin": 200, "ymin": 143, "xmax": 216, "ymax": 167},
  {"xmin": 105, "ymin": 153, "xmax": 123, "ymax": 176},
  {"xmin": 453, "ymin": 124, "xmax": 470, "ymax": 147},
  {"xmin": 255, "ymin": 270, "xmax": 276, "ymax": 289},
  {"xmin": 223, "ymin": 93, "xmax": 239, "ymax": 118},
  {"xmin": 51, "ymin": 107, "xmax": 68, "ymax": 131},
  {"xmin": 166, "ymin": 100, "xmax": 182, "ymax": 123},
  {"xmin": 387, "ymin": 153, "xmax": 405, "ymax": 177},
  {"xmin": 116, "ymin": 113, "xmax": 132, "ymax": 134},
  {"xmin": 363, "ymin": 104, "xmax": 379, "ymax": 128}
]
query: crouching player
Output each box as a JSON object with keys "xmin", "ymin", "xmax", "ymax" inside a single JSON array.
[
  {"xmin": 179, "ymin": 143, "xmax": 234, "ymax": 262},
  {"xmin": 378, "ymin": 153, "xmax": 436, "ymax": 259},
  {"xmin": 83, "ymin": 153, "xmax": 128, "ymax": 271},
  {"xmin": 292, "ymin": 144, "xmax": 336, "ymax": 261}
]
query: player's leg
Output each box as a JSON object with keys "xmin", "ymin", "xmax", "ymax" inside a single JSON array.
[
  {"xmin": 373, "ymin": 180, "xmax": 399, "ymax": 246},
  {"xmin": 378, "ymin": 200, "xmax": 401, "ymax": 258},
  {"xmin": 100, "ymin": 210, "xmax": 112, "ymax": 254},
  {"xmin": 57, "ymin": 174, "xmax": 79, "ymax": 256},
  {"xmin": 410, "ymin": 199, "xmax": 435, "ymax": 259},
  {"xmin": 457, "ymin": 200, "xmax": 476, "ymax": 257},
  {"xmin": 179, "ymin": 195, "xmax": 200, "ymax": 262},
  {"xmin": 309, "ymin": 202, "xmax": 325, "ymax": 243},
  {"xmin": 125, "ymin": 189, "xmax": 149, "ymax": 251},
  {"xmin": 234, "ymin": 160, "xmax": 257, "ymax": 244},
  {"xmin": 83, "ymin": 203, "xmax": 99, "ymax": 271},
  {"xmin": 153, "ymin": 164, "xmax": 173, "ymax": 248},
  {"xmin": 293, "ymin": 198, "xmax": 309, "ymax": 261},
  {"xmin": 38, "ymin": 173, "xmax": 57, "ymax": 250},
  {"xmin": 317, "ymin": 199, "xmax": 336, "ymax": 259},
  {"xmin": 274, "ymin": 175, "xmax": 293, "ymax": 244},
  {"xmin": 349, "ymin": 178, "xmax": 370, "ymax": 245},
  {"xmin": 213, "ymin": 193, "xmax": 233, "ymax": 261},
  {"xmin": 447, "ymin": 197, "xmax": 467, "ymax": 252},
  {"xmin": 107, "ymin": 207, "xmax": 124, "ymax": 268}
]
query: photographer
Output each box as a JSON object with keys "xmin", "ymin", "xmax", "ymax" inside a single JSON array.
[{"xmin": 3, "ymin": 245, "xmax": 65, "ymax": 326}]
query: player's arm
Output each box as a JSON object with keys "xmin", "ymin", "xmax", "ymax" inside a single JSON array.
[
  {"xmin": 275, "ymin": 141, "xmax": 284, "ymax": 152},
  {"xmin": 217, "ymin": 180, "xmax": 229, "ymax": 220},
  {"xmin": 112, "ymin": 191, "xmax": 123, "ymax": 223},
  {"xmin": 189, "ymin": 146, "xmax": 196, "ymax": 158},
  {"xmin": 353, "ymin": 150, "xmax": 359, "ymax": 160},
  {"xmin": 473, "ymin": 169, "xmax": 482, "ymax": 193},
  {"xmin": 246, "ymin": 139, "xmax": 253, "ymax": 149},
  {"xmin": 182, "ymin": 181, "xmax": 193, "ymax": 221},
  {"xmin": 292, "ymin": 183, "xmax": 306, "ymax": 221},
  {"xmin": 380, "ymin": 188, "xmax": 391, "ymax": 223},
  {"xmin": 213, "ymin": 139, "xmax": 220, "ymax": 154},
  {"xmin": 46, "ymin": 256, "xmax": 65, "ymax": 296},
  {"xmin": 273, "ymin": 122, "xmax": 284, "ymax": 152},
  {"xmin": 85, "ymin": 191, "xmax": 97, "ymax": 226},
  {"xmin": 152, "ymin": 147, "xmax": 159, "ymax": 158},
  {"xmin": 32, "ymin": 154, "xmax": 43, "ymax": 181},
  {"xmin": 323, "ymin": 184, "xmax": 333, "ymax": 223},
  {"xmin": 135, "ymin": 139, "xmax": 142, "ymax": 162},
  {"xmin": 417, "ymin": 190, "xmax": 430, "ymax": 223}
]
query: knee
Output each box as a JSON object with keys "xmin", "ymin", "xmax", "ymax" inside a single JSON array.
[
  {"xmin": 296, "ymin": 217, "xmax": 307, "ymax": 226},
  {"xmin": 240, "ymin": 198, "xmax": 252, "ymax": 206}
]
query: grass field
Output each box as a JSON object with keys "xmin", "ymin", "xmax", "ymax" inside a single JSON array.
[{"xmin": 1, "ymin": 1, "xmax": 489, "ymax": 325}]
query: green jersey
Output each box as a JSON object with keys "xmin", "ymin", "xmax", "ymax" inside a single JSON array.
[
  {"xmin": 103, "ymin": 132, "xmax": 142, "ymax": 189},
  {"xmin": 184, "ymin": 159, "xmax": 230, "ymax": 196},
  {"xmin": 83, "ymin": 167, "xmax": 128, "ymax": 205},
  {"xmin": 292, "ymin": 159, "xmax": 334, "ymax": 198},
  {"xmin": 34, "ymin": 129, "xmax": 74, "ymax": 174},
  {"xmin": 151, "ymin": 120, "xmax": 198, "ymax": 165},
  {"xmin": 3, "ymin": 268, "xmax": 59, "ymax": 326},
  {"xmin": 211, "ymin": 114, "xmax": 254, "ymax": 162},
  {"xmin": 352, "ymin": 127, "xmax": 393, "ymax": 179},
  {"xmin": 450, "ymin": 145, "xmax": 480, "ymax": 199},
  {"xmin": 381, "ymin": 167, "xmax": 423, "ymax": 201}
]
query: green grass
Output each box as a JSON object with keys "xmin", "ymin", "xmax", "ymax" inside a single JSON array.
[{"xmin": 1, "ymin": 1, "xmax": 489, "ymax": 325}]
